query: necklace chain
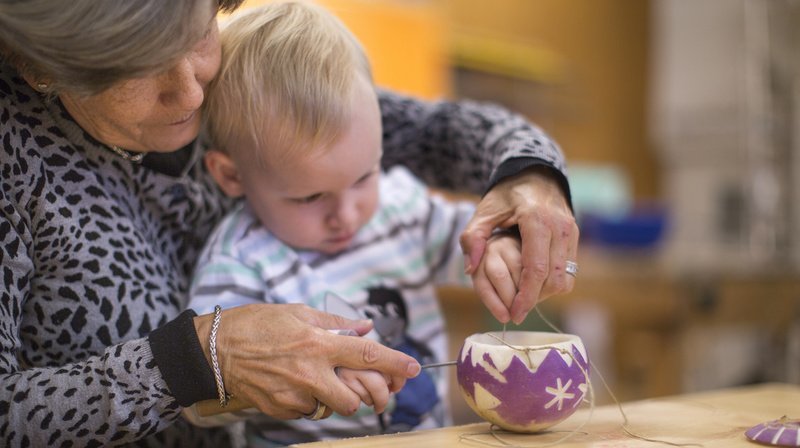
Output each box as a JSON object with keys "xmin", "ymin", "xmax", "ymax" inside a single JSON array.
[{"xmin": 108, "ymin": 145, "xmax": 145, "ymax": 163}]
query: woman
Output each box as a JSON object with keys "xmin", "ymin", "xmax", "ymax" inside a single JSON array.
[{"xmin": 0, "ymin": 0, "xmax": 577, "ymax": 446}]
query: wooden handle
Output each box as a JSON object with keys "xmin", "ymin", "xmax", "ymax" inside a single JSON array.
[{"xmin": 195, "ymin": 396, "xmax": 253, "ymax": 416}]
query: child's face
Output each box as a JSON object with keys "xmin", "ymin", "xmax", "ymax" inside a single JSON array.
[{"xmin": 237, "ymin": 77, "xmax": 383, "ymax": 254}]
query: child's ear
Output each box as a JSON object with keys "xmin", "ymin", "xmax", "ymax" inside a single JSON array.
[{"xmin": 205, "ymin": 149, "xmax": 245, "ymax": 198}]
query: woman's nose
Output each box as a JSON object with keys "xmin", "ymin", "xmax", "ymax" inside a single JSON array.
[{"xmin": 160, "ymin": 58, "xmax": 204, "ymax": 110}]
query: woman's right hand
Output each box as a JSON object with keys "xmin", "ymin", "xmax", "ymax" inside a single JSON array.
[{"xmin": 194, "ymin": 303, "xmax": 421, "ymax": 419}]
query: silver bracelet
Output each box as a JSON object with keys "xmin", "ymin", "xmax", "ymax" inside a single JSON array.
[{"xmin": 210, "ymin": 305, "xmax": 229, "ymax": 407}]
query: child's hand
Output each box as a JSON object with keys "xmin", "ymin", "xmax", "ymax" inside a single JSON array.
[
  {"xmin": 336, "ymin": 367, "xmax": 392, "ymax": 414},
  {"xmin": 471, "ymin": 231, "xmax": 522, "ymax": 320}
]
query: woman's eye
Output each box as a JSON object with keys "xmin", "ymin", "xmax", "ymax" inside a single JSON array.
[
  {"xmin": 196, "ymin": 23, "xmax": 215, "ymax": 46},
  {"xmin": 191, "ymin": 29, "xmax": 213, "ymax": 53}
]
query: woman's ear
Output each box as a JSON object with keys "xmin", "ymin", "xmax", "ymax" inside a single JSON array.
[
  {"xmin": 20, "ymin": 71, "xmax": 51, "ymax": 93},
  {"xmin": 205, "ymin": 150, "xmax": 245, "ymax": 198}
]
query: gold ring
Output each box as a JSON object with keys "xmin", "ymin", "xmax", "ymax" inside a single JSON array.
[{"xmin": 303, "ymin": 399, "xmax": 328, "ymax": 420}]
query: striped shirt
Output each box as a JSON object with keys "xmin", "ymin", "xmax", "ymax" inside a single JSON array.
[{"xmin": 189, "ymin": 166, "xmax": 476, "ymax": 444}]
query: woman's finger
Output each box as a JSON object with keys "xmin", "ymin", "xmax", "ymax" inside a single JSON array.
[
  {"xmin": 511, "ymin": 213, "xmax": 551, "ymax": 324},
  {"xmin": 460, "ymin": 214, "xmax": 495, "ymax": 276},
  {"xmin": 236, "ymin": 382, "xmax": 307, "ymax": 420},
  {"xmin": 326, "ymin": 334, "xmax": 419, "ymax": 393},
  {"xmin": 302, "ymin": 307, "xmax": 375, "ymax": 335},
  {"xmin": 540, "ymin": 218, "xmax": 579, "ymax": 299}
]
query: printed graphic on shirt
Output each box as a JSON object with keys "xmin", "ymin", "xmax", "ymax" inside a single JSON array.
[{"xmin": 362, "ymin": 287, "xmax": 440, "ymax": 433}]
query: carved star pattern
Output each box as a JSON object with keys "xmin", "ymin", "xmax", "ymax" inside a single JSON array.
[{"xmin": 544, "ymin": 377, "xmax": 575, "ymax": 411}]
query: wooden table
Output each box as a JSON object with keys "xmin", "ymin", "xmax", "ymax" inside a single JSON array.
[{"xmin": 293, "ymin": 382, "xmax": 799, "ymax": 447}]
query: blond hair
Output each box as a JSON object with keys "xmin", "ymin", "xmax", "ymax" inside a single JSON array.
[
  {"xmin": 0, "ymin": 0, "xmax": 244, "ymax": 96},
  {"xmin": 205, "ymin": 0, "xmax": 372, "ymax": 167}
]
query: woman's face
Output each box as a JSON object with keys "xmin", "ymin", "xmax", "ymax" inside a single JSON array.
[{"xmin": 58, "ymin": 17, "xmax": 221, "ymax": 154}]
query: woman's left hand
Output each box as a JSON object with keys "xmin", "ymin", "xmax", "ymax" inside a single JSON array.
[{"xmin": 460, "ymin": 166, "xmax": 579, "ymax": 324}]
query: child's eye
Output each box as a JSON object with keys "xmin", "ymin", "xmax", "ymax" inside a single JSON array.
[
  {"xmin": 292, "ymin": 193, "xmax": 322, "ymax": 204},
  {"xmin": 355, "ymin": 171, "xmax": 375, "ymax": 186}
]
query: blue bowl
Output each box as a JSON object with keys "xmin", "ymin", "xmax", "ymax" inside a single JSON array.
[{"xmin": 580, "ymin": 207, "xmax": 668, "ymax": 248}]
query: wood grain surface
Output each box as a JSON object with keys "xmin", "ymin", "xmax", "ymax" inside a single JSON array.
[{"xmin": 292, "ymin": 383, "xmax": 800, "ymax": 447}]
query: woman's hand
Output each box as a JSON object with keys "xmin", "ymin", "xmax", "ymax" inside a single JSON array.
[
  {"xmin": 194, "ymin": 304, "xmax": 420, "ymax": 419},
  {"xmin": 460, "ymin": 167, "xmax": 579, "ymax": 324}
]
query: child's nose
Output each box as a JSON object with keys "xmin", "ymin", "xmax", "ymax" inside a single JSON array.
[{"xmin": 328, "ymin": 198, "xmax": 359, "ymax": 229}]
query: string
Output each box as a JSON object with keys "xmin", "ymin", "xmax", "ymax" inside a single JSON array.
[
  {"xmin": 532, "ymin": 307, "xmax": 702, "ymax": 447},
  {"xmin": 457, "ymin": 307, "xmax": 703, "ymax": 448}
]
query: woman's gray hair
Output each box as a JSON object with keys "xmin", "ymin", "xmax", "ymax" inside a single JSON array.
[{"xmin": 0, "ymin": 0, "xmax": 244, "ymax": 96}]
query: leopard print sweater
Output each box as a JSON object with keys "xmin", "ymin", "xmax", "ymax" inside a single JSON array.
[{"xmin": 0, "ymin": 61, "xmax": 568, "ymax": 447}]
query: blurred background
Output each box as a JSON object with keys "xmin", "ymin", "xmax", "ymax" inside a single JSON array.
[{"xmin": 231, "ymin": 0, "xmax": 800, "ymax": 424}]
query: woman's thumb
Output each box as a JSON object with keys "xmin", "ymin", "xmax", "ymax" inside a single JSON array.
[{"xmin": 460, "ymin": 217, "xmax": 493, "ymax": 275}]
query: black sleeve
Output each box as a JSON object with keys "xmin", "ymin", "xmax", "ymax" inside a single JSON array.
[{"xmin": 149, "ymin": 310, "xmax": 218, "ymax": 407}]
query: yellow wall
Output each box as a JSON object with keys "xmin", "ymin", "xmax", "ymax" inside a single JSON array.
[{"xmin": 444, "ymin": 0, "xmax": 657, "ymax": 199}]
